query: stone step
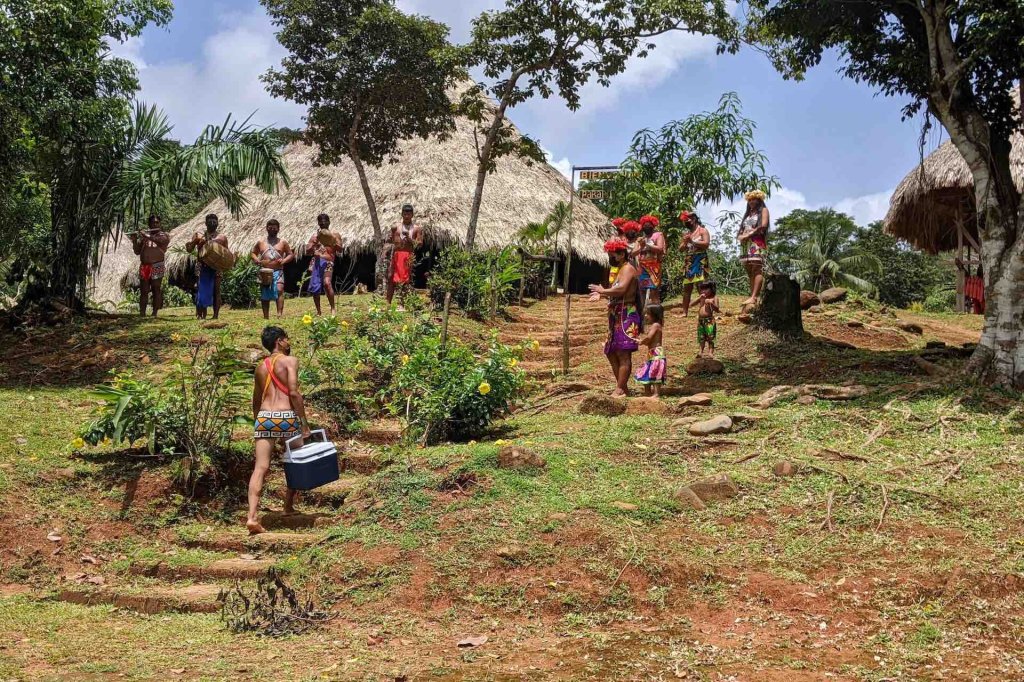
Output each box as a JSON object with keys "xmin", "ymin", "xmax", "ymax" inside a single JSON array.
[
  {"xmin": 301, "ymin": 477, "xmax": 362, "ymax": 508},
  {"xmin": 58, "ymin": 583, "xmax": 225, "ymax": 614},
  {"xmin": 130, "ymin": 558, "xmax": 276, "ymax": 581},
  {"xmin": 181, "ymin": 531, "xmax": 321, "ymax": 553},
  {"xmin": 354, "ymin": 426, "xmax": 403, "ymax": 446},
  {"xmin": 257, "ymin": 511, "xmax": 335, "ymax": 531},
  {"xmin": 340, "ymin": 450, "xmax": 392, "ymax": 474}
]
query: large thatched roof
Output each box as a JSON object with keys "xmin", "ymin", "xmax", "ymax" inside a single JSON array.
[
  {"xmin": 885, "ymin": 124, "xmax": 1023, "ymax": 254},
  {"xmin": 92, "ymin": 111, "xmax": 612, "ymax": 303}
]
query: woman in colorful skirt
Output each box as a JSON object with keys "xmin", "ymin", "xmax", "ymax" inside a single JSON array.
[
  {"xmin": 738, "ymin": 190, "xmax": 770, "ymax": 309},
  {"xmin": 636, "ymin": 214, "xmax": 666, "ymax": 307},
  {"xmin": 589, "ymin": 238, "xmax": 642, "ymax": 397},
  {"xmin": 634, "ymin": 304, "xmax": 666, "ymax": 397},
  {"xmin": 678, "ymin": 211, "xmax": 711, "ymax": 317}
]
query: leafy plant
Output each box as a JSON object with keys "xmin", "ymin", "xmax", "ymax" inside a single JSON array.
[
  {"xmin": 428, "ymin": 246, "xmax": 522, "ymax": 318},
  {"xmin": 393, "ymin": 334, "xmax": 526, "ymax": 444},
  {"xmin": 782, "ymin": 210, "xmax": 882, "ymax": 294},
  {"xmin": 220, "ymin": 257, "xmax": 260, "ymax": 309},
  {"xmin": 80, "ymin": 340, "xmax": 250, "ymax": 495}
]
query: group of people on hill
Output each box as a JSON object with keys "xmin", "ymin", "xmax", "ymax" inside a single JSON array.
[
  {"xmin": 128, "ymin": 205, "xmax": 425, "ymax": 320},
  {"xmin": 588, "ymin": 190, "xmax": 771, "ymax": 397}
]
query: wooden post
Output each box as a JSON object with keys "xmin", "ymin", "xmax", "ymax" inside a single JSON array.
[
  {"xmin": 956, "ymin": 216, "xmax": 966, "ymax": 313},
  {"xmin": 518, "ymin": 251, "xmax": 526, "ymax": 306},
  {"xmin": 561, "ymin": 167, "xmax": 576, "ymax": 375},
  {"xmin": 440, "ymin": 292, "xmax": 452, "ymax": 350}
]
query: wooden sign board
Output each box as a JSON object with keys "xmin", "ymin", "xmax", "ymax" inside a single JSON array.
[
  {"xmin": 579, "ymin": 170, "xmax": 619, "ymax": 181},
  {"xmin": 579, "ymin": 190, "xmax": 605, "ymax": 200}
]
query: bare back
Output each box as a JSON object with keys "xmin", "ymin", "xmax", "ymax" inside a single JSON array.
[{"xmin": 254, "ymin": 354, "xmax": 297, "ymax": 412}]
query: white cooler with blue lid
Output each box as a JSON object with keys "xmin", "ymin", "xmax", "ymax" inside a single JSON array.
[{"xmin": 282, "ymin": 430, "xmax": 339, "ymax": 490}]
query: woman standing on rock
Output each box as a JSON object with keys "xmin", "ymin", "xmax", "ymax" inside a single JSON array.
[{"xmin": 738, "ymin": 190, "xmax": 770, "ymax": 309}]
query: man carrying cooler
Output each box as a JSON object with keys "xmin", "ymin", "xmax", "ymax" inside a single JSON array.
[
  {"xmin": 131, "ymin": 214, "xmax": 170, "ymax": 317},
  {"xmin": 247, "ymin": 326, "xmax": 310, "ymax": 535},
  {"xmin": 386, "ymin": 204, "xmax": 422, "ymax": 306}
]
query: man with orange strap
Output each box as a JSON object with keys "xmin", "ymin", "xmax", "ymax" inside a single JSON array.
[
  {"xmin": 247, "ymin": 326, "xmax": 310, "ymax": 535},
  {"xmin": 386, "ymin": 204, "xmax": 422, "ymax": 306}
]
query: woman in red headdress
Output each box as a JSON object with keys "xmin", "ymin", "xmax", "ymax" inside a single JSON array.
[{"xmin": 589, "ymin": 238, "xmax": 642, "ymax": 396}]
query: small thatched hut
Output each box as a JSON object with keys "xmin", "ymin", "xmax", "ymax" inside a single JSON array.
[
  {"xmin": 885, "ymin": 125, "xmax": 1023, "ymax": 312},
  {"xmin": 91, "ymin": 112, "xmax": 612, "ymax": 304}
]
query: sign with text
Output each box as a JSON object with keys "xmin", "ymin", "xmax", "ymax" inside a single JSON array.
[
  {"xmin": 578, "ymin": 170, "xmax": 620, "ymax": 181},
  {"xmin": 579, "ymin": 189, "xmax": 605, "ymax": 200}
]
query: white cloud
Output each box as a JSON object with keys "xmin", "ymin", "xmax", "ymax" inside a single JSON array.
[
  {"xmin": 542, "ymin": 146, "xmax": 573, "ymax": 180},
  {"xmin": 123, "ymin": 10, "xmax": 305, "ymax": 141},
  {"xmin": 109, "ymin": 35, "xmax": 147, "ymax": 69},
  {"xmin": 834, "ymin": 189, "xmax": 892, "ymax": 226}
]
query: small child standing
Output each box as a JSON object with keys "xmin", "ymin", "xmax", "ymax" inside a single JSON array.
[
  {"xmin": 696, "ymin": 281, "xmax": 720, "ymax": 358},
  {"xmin": 634, "ymin": 304, "xmax": 667, "ymax": 396}
]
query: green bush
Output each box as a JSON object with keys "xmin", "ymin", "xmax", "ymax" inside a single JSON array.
[
  {"xmin": 393, "ymin": 334, "xmax": 526, "ymax": 444},
  {"xmin": 923, "ymin": 286, "xmax": 956, "ymax": 313},
  {"xmin": 221, "ymin": 257, "xmax": 260, "ymax": 309},
  {"xmin": 118, "ymin": 284, "xmax": 193, "ymax": 311},
  {"xmin": 80, "ymin": 341, "xmax": 250, "ymax": 495},
  {"xmin": 427, "ymin": 246, "xmax": 521, "ymax": 318}
]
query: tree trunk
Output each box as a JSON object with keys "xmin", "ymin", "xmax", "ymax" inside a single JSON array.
[
  {"xmin": 466, "ymin": 77, "xmax": 519, "ymax": 250},
  {"xmin": 349, "ymin": 145, "xmax": 382, "ymax": 246},
  {"xmin": 754, "ymin": 274, "xmax": 803, "ymax": 338}
]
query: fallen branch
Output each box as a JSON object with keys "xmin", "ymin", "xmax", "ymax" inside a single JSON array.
[
  {"xmin": 941, "ymin": 460, "xmax": 964, "ymax": 486},
  {"xmin": 815, "ymin": 448, "xmax": 869, "ymax": 463},
  {"xmin": 876, "ymin": 484, "xmax": 890, "ymax": 532},
  {"xmin": 819, "ymin": 490, "xmax": 836, "ymax": 532},
  {"xmin": 864, "ymin": 423, "xmax": 888, "ymax": 447},
  {"xmin": 610, "ymin": 523, "xmax": 639, "ymax": 592}
]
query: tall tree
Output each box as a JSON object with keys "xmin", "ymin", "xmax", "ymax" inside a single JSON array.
[
  {"xmin": 781, "ymin": 209, "xmax": 882, "ymax": 294},
  {"xmin": 458, "ymin": 0, "xmax": 738, "ymax": 249},
  {"xmin": 1, "ymin": 0, "xmax": 290, "ymax": 311},
  {"xmin": 747, "ymin": 0, "xmax": 1024, "ymax": 386},
  {"xmin": 262, "ymin": 0, "xmax": 459, "ymax": 245}
]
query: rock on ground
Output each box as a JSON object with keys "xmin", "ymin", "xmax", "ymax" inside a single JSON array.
[
  {"xmin": 753, "ymin": 384, "xmax": 869, "ymax": 408},
  {"xmin": 625, "ymin": 397, "xmax": 671, "ymax": 416},
  {"xmin": 800, "ymin": 291, "xmax": 821, "ymax": 310},
  {"xmin": 678, "ymin": 393, "xmax": 713, "ymax": 408},
  {"xmin": 688, "ymin": 415, "xmax": 733, "ymax": 436},
  {"xmin": 579, "ymin": 393, "xmax": 627, "ymax": 416},
  {"xmin": 686, "ymin": 357, "xmax": 724, "ymax": 375},
  {"xmin": 807, "ymin": 305, "xmax": 823, "ymax": 314},
  {"xmin": 897, "ymin": 320, "xmax": 924, "ymax": 334},
  {"xmin": 773, "ymin": 461, "xmax": 800, "ymax": 477},
  {"xmin": 675, "ymin": 473, "xmax": 739, "ymax": 509},
  {"xmin": 819, "ymin": 287, "xmax": 848, "ymax": 304},
  {"xmin": 497, "ymin": 445, "xmax": 547, "ymax": 470}
]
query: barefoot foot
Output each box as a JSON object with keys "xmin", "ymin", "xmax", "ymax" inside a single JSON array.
[{"xmin": 246, "ymin": 520, "xmax": 266, "ymax": 535}]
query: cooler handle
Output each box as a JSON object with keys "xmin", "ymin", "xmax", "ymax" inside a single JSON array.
[{"xmin": 285, "ymin": 429, "xmax": 326, "ymax": 457}]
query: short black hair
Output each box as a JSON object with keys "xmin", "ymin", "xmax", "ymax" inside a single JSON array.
[
  {"xmin": 645, "ymin": 304, "xmax": 664, "ymax": 324},
  {"xmin": 267, "ymin": 219, "xmax": 280, "ymax": 228},
  {"xmin": 148, "ymin": 214, "xmax": 160, "ymax": 225},
  {"xmin": 698, "ymin": 280, "xmax": 717, "ymax": 296},
  {"xmin": 205, "ymin": 213, "xmax": 218, "ymax": 221},
  {"xmin": 402, "ymin": 204, "xmax": 413, "ymax": 212},
  {"xmin": 261, "ymin": 326, "xmax": 288, "ymax": 352},
  {"xmin": 317, "ymin": 213, "xmax": 329, "ymax": 221}
]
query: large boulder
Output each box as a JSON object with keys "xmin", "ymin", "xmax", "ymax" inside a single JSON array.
[
  {"xmin": 579, "ymin": 393, "xmax": 627, "ymax": 417},
  {"xmin": 686, "ymin": 357, "xmax": 724, "ymax": 375},
  {"xmin": 800, "ymin": 291, "xmax": 821, "ymax": 310},
  {"xmin": 687, "ymin": 415, "xmax": 733, "ymax": 436},
  {"xmin": 819, "ymin": 287, "xmax": 848, "ymax": 304},
  {"xmin": 498, "ymin": 445, "xmax": 547, "ymax": 470}
]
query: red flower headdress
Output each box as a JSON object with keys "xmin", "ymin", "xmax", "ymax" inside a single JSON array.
[
  {"xmin": 603, "ymin": 238, "xmax": 629, "ymax": 254},
  {"xmin": 679, "ymin": 211, "xmax": 701, "ymax": 227},
  {"xmin": 611, "ymin": 217, "xmax": 627, "ymax": 230},
  {"xmin": 621, "ymin": 220, "xmax": 641, "ymax": 236},
  {"xmin": 638, "ymin": 214, "xmax": 660, "ymax": 228}
]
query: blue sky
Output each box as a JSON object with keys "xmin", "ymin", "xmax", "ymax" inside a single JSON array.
[{"xmin": 116, "ymin": 0, "xmax": 951, "ymax": 226}]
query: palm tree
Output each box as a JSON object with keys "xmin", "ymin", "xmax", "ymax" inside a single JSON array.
[
  {"xmin": 37, "ymin": 103, "xmax": 290, "ymax": 310},
  {"xmin": 789, "ymin": 210, "xmax": 882, "ymax": 294}
]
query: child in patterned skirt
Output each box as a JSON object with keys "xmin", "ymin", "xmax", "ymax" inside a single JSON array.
[
  {"xmin": 634, "ymin": 304, "xmax": 666, "ymax": 397},
  {"xmin": 696, "ymin": 281, "xmax": 720, "ymax": 358}
]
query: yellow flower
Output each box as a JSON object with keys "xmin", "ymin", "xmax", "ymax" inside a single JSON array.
[
  {"xmin": 402, "ymin": 325, "xmax": 408, "ymax": 333},
  {"xmin": 302, "ymin": 314, "xmax": 313, "ymax": 325},
  {"xmin": 478, "ymin": 382, "xmax": 492, "ymax": 395},
  {"xmin": 341, "ymin": 320, "xmax": 349, "ymax": 329},
  {"xmin": 401, "ymin": 354, "xmax": 410, "ymax": 365},
  {"xmin": 494, "ymin": 439, "xmax": 507, "ymax": 446},
  {"xmin": 468, "ymin": 440, "xmax": 477, "ymax": 446},
  {"xmin": 170, "ymin": 333, "xmax": 183, "ymax": 342},
  {"xmin": 71, "ymin": 437, "xmax": 85, "ymax": 449},
  {"xmin": 530, "ymin": 339, "xmax": 540, "ymax": 352},
  {"xmin": 507, "ymin": 358, "xmax": 518, "ymax": 368}
]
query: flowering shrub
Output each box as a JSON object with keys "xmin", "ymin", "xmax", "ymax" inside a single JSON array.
[
  {"xmin": 427, "ymin": 246, "xmax": 522, "ymax": 318},
  {"xmin": 392, "ymin": 334, "xmax": 526, "ymax": 444}
]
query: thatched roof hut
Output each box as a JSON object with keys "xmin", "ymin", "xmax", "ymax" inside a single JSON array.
[
  {"xmin": 885, "ymin": 128, "xmax": 1023, "ymax": 254},
  {"xmin": 91, "ymin": 112, "xmax": 612, "ymax": 303}
]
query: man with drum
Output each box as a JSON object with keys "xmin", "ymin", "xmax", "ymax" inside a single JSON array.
[
  {"xmin": 186, "ymin": 213, "xmax": 230, "ymax": 320},
  {"xmin": 305, "ymin": 213, "xmax": 342, "ymax": 316},
  {"xmin": 251, "ymin": 219, "xmax": 294, "ymax": 320}
]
